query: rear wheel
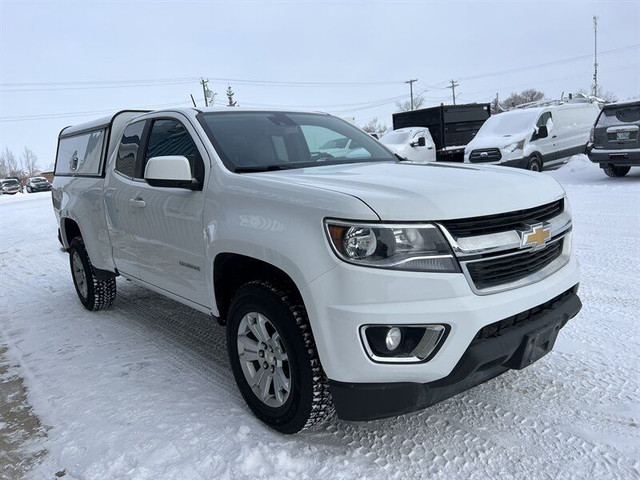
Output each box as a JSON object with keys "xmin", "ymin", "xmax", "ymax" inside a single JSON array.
[
  {"xmin": 69, "ymin": 237, "xmax": 116, "ymax": 311},
  {"xmin": 603, "ymin": 164, "xmax": 630, "ymax": 177},
  {"xmin": 527, "ymin": 154, "xmax": 542, "ymax": 172},
  {"xmin": 226, "ymin": 281, "xmax": 333, "ymax": 433}
]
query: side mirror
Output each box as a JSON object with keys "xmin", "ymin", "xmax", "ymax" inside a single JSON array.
[
  {"xmin": 144, "ymin": 156, "xmax": 199, "ymax": 190},
  {"xmin": 411, "ymin": 137, "xmax": 426, "ymax": 147},
  {"xmin": 535, "ymin": 125, "xmax": 548, "ymax": 139}
]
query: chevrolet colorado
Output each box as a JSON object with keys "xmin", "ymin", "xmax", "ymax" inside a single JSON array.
[{"xmin": 52, "ymin": 108, "xmax": 581, "ymax": 433}]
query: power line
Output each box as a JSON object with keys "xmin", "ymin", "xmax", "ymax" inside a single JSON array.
[
  {"xmin": 458, "ymin": 44, "xmax": 638, "ymax": 82},
  {"xmin": 2, "ymin": 45, "xmax": 636, "ymax": 93},
  {"xmin": 462, "ymin": 63, "xmax": 639, "ymax": 99},
  {"xmin": 0, "ymin": 77, "xmax": 406, "ymax": 92},
  {"xmin": 0, "ymin": 101, "xmax": 192, "ymax": 123}
]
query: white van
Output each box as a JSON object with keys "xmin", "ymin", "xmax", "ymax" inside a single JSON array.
[
  {"xmin": 464, "ymin": 102, "xmax": 600, "ymax": 171},
  {"xmin": 379, "ymin": 127, "xmax": 437, "ymax": 163}
]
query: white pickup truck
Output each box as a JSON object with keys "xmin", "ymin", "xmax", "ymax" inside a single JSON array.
[{"xmin": 53, "ymin": 108, "xmax": 581, "ymax": 433}]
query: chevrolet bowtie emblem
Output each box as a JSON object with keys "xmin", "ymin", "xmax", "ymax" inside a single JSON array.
[{"xmin": 521, "ymin": 223, "xmax": 551, "ymax": 248}]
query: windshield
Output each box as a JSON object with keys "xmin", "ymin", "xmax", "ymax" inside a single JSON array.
[
  {"xmin": 32, "ymin": 177, "xmax": 47, "ymax": 183},
  {"xmin": 380, "ymin": 131, "xmax": 411, "ymax": 145},
  {"xmin": 198, "ymin": 112, "xmax": 395, "ymax": 172},
  {"xmin": 2, "ymin": 179, "xmax": 19, "ymax": 186},
  {"xmin": 597, "ymin": 105, "xmax": 640, "ymax": 127},
  {"xmin": 477, "ymin": 110, "xmax": 540, "ymax": 137}
]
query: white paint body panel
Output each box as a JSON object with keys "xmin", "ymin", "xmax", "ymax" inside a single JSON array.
[{"xmin": 53, "ymin": 107, "xmax": 579, "ymax": 384}]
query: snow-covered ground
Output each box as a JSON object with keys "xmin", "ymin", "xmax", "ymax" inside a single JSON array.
[{"xmin": 1, "ymin": 157, "xmax": 639, "ymax": 479}]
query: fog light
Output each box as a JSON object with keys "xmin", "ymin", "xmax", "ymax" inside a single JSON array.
[
  {"xmin": 385, "ymin": 327, "xmax": 402, "ymax": 351},
  {"xmin": 361, "ymin": 324, "xmax": 448, "ymax": 363}
]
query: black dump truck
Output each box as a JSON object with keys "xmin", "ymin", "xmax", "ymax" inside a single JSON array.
[{"xmin": 392, "ymin": 103, "xmax": 491, "ymax": 162}]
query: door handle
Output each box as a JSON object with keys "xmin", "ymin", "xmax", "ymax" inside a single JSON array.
[
  {"xmin": 552, "ymin": 135, "xmax": 557, "ymax": 138},
  {"xmin": 129, "ymin": 198, "xmax": 146, "ymax": 208}
]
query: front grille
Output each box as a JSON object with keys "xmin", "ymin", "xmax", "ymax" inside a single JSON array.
[
  {"xmin": 466, "ymin": 239, "xmax": 563, "ymax": 290},
  {"xmin": 440, "ymin": 199, "xmax": 563, "ymax": 238},
  {"xmin": 469, "ymin": 148, "xmax": 502, "ymax": 163},
  {"xmin": 471, "ymin": 285, "xmax": 577, "ymax": 345}
]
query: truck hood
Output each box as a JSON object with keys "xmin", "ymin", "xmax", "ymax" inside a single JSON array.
[{"xmin": 256, "ymin": 161, "xmax": 565, "ymax": 221}]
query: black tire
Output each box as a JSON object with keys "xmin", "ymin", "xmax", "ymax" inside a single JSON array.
[
  {"xmin": 527, "ymin": 154, "xmax": 542, "ymax": 172},
  {"xmin": 603, "ymin": 164, "xmax": 630, "ymax": 177},
  {"xmin": 68, "ymin": 237, "xmax": 116, "ymax": 311},
  {"xmin": 226, "ymin": 280, "xmax": 333, "ymax": 434}
]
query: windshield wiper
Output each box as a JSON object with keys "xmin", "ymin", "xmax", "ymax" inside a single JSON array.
[
  {"xmin": 394, "ymin": 153, "xmax": 410, "ymax": 162},
  {"xmin": 234, "ymin": 164, "xmax": 299, "ymax": 173}
]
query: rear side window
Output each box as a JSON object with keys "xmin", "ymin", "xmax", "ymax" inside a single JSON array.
[
  {"xmin": 144, "ymin": 119, "xmax": 204, "ymax": 183},
  {"xmin": 597, "ymin": 105, "xmax": 640, "ymax": 127},
  {"xmin": 55, "ymin": 129, "xmax": 106, "ymax": 176},
  {"xmin": 115, "ymin": 121, "xmax": 145, "ymax": 178}
]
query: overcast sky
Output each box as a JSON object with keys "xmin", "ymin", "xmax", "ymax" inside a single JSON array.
[{"xmin": 1, "ymin": 0, "xmax": 638, "ymax": 171}]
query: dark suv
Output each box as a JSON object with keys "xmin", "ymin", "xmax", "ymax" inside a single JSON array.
[{"xmin": 587, "ymin": 99, "xmax": 640, "ymax": 177}]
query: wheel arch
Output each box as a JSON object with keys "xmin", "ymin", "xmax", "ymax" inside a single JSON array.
[
  {"xmin": 60, "ymin": 217, "xmax": 82, "ymax": 248},
  {"xmin": 213, "ymin": 253, "xmax": 304, "ymax": 325}
]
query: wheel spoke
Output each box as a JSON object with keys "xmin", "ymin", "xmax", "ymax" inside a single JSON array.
[
  {"xmin": 274, "ymin": 366, "xmax": 290, "ymax": 393},
  {"xmin": 247, "ymin": 314, "xmax": 266, "ymax": 343},
  {"xmin": 256, "ymin": 314, "xmax": 271, "ymax": 344},
  {"xmin": 238, "ymin": 334, "xmax": 259, "ymax": 353},
  {"xmin": 259, "ymin": 370, "xmax": 273, "ymax": 401},
  {"xmin": 239, "ymin": 347, "xmax": 261, "ymax": 363}
]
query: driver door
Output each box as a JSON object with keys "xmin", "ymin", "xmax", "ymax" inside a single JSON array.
[
  {"xmin": 134, "ymin": 115, "xmax": 210, "ymax": 307},
  {"xmin": 406, "ymin": 129, "xmax": 435, "ymax": 163},
  {"xmin": 532, "ymin": 112, "xmax": 556, "ymax": 163}
]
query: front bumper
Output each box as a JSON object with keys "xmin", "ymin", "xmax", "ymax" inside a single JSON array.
[
  {"xmin": 302, "ymin": 253, "xmax": 580, "ymax": 385},
  {"xmin": 329, "ymin": 285, "xmax": 580, "ymax": 420},
  {"xmin": 587, "ymin": 147, "xmax": 640, "ymax": 167}
]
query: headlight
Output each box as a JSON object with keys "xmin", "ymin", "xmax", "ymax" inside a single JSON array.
[
  {"xmin": 503, "ymin": 139, "xmax": 525, "ymax": 152},
  {"xmin": 325, "ymin": 220, "xmax": 460, "ymax": 272}
]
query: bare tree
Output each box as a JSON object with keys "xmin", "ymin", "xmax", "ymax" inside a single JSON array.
[
  {"xmin": 0, "ymin": 150, "xmax": 8, "ymax": 178},
  {"xmin": 361, "ymin": 117, "xmax": 388, "ymax": 135},
  {"xmin": 226, "ymin": 85, "xmax": 238, "ymax": 107},
  {"xmin": 504, "ymin": 89, "xmax": 545, "ymax": 108},
  {"xmin": 395, "ymin": 94, "xmax": 425, "ymax": 112},
  {"xmin": 1, "ymin": 147, "xmax": 22, "ymax": 178},
  {"xmin": 21, "ymin": 147, "xmax": 39, "ymax": 176}
]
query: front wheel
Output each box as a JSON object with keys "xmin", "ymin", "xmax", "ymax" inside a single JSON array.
[
  {"xmin": 603, "ymin": 164, "xmax": 630, "ymax": 177},
  {"xmin": 226, "ymin": 281, "xmax": 333, "ymax": 434},
  {"xmin": 527, "ymin": 155, "xmax": 542, "ymax": 172},
  {"xmin": 69, "ymin": 237, "xmax": 116, "ymax": 311}
]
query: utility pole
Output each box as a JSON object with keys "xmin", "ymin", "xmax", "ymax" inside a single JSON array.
[
  {"xmin": 200, "ymin": 78, "xmax": 210, "ymax": 107},
  {"xmin": 405, "ymin": 79, "xmax": 418, "ymax": 110},
  {"xmin": 448, "ymin": 80, "xmax": 459, "ymax": 105},
  {"xmin": 593, "ymin": 16, "xmax": 598, "ymax": 97}
]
